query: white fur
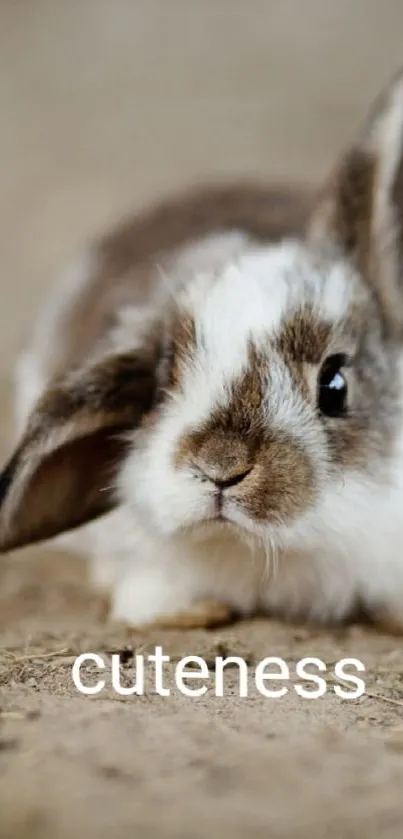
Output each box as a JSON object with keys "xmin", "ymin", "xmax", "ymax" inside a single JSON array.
[
  {"xmin": 13, "ymin": 230, "xmax": 253, "ymax": 567},
  {"xmin": 180, "ymin": 241, "xmax": 354, "ymax": 348},
  {"xmin": 110, "ymin": 241, "xmax": 403, "ymax": 626},
  {"xmin": 101, "ymin": 433, "xmax": 403, "ymax": 627},
  {"xmin": 109, "ymin": 419, "xmax": 403, "ymax": 626},
  {"xmin": 15, "ymin": 233, "xmax": 403, "ymax": 628},
  {"xmin": 120, "ymin": 242, "xmax": 353, "ymax": 538}
]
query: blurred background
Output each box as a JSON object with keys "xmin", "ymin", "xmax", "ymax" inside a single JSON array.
[{"xmin": 1, "ymin": 0, "xmax": 403, "ymax": 383}]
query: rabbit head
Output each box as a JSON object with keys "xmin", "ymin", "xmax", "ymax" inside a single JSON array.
[{"xmin": 2, "ymin": 69, "xmax": 403, "ymax": 556}]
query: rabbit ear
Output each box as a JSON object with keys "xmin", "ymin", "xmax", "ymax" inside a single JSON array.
[
  {"xmin": 0, "ymin": 350, "xmax": 157, "ymax": 552},
  {"xmin": 308, "ymin": 68, "xmax": 403, "ymax": 336}
]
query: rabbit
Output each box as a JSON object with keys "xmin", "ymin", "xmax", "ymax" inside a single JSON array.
[{"xmin": 2, "ymin": 68, "xmax": 403, "ymax": 634}]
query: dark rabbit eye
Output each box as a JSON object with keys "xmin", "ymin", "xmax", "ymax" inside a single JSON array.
[{"xmin": 318, "ymin": 354, "xmax": 348, "ymax": 417}]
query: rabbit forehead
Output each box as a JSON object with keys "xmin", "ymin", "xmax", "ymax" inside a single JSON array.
[
  {"xmin": 179, "ymin": 240, "xmax": 358, "ymax": 359},
  {"xmin": 172, "ymin": 241, "xmax": 360, "ymax": 402},
  {"xmin": 168, "ymin": 242, "xmax": 358, "ymax": 441}
]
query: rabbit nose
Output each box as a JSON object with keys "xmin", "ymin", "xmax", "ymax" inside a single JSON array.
[
  {"xmin": 196, "ymin": 462, "xmax": 253, "ymax": 489},
  {"xmin": 176, "ymin": 429, "xmax": 255, "ymax": 488},
  {"xmin": 213, "ymin": 466, "xmax": 253, "ymax": 489}
]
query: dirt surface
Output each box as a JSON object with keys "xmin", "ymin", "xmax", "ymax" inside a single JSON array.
[
  {"xmin": 1, "ymin": 549, "xmax": 403, "ymax": 839},
  {"xmin": 1, "ymin": 2, "xmax": 403, "ymax": 838}
]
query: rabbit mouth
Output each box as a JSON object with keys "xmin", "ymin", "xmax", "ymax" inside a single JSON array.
[{"xmin": 182, "ymin": 514, "xmax": 243, "ymax": 542}]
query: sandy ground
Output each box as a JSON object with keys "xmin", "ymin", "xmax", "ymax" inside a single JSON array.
[{"xmin": 1, "ymin": 2, "xmax": 403, "ymax": 837}]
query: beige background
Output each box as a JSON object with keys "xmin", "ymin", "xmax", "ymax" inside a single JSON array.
[
  {"xmin": 2, "ymin": 4, "xmax": 403, "ymax": 838},
  {"xmin": 1, "ymin": 0, "xmax": 403, "ymax": 376}
]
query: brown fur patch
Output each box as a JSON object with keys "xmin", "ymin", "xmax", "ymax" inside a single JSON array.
[
  {"xmin": 0, "ymin": 350, "xmax": 157, "ymax": 552},
  {"xmin": 308, "ymin": 81, "xmax": 403, "ymax": 339},
  {"xmin": 330, "ymin": 149, "xmax": 376, "ymax": 270},
  {"xmin": 41, "ymin": 183, "xmax": 311, "ymax": 383},
  {"xmin": 33, "ymin": 351, "xmax": 157, "ymax": 431},
  {"xmin": 169, "ymin": 312, "xmax": 197, "ymax": 390},
  {"xmin": 310, "ymin": 149, "xmax": 376, "ymax": 275},
  {"xmin": 392, "ymin": 141, "xmax": 403, "ymax": 266},
  {"xmin": 174, "ymin": 349, "xmax": 315, "ymax": 526},
  {"xmin": 174, "ymin": 428, "xmax": 256, "ymax": 482},
  {"xmin": 100, "ymin": 183, "xmax": 311, "ymax": 273},
  {"xmin": 277, "ymin": 309, "xmax": 331, "ymax": 366},
  {"xmin": 277, "ymin": 301, "xmax": 399, "ymax": 472}
]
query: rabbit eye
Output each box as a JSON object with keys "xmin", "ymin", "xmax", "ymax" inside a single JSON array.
[{"xmin": 318, "ymin": 354, "xmax": 348, "ymax": 417}]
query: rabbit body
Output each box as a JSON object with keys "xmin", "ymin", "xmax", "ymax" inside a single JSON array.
[{"xmin": 5, "ymin": 74, "xmax": 403, "ymax": 631}]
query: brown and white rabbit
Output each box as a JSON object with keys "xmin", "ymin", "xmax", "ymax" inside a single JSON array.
[{"xmin": 2, "ymin": 69, "xmax": 403, "ymax": 631}]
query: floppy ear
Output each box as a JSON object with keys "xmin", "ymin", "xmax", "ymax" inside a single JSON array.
[
  {"xmin": 0, "ymin": 351, "xmax": 157, "ymax": 552},
  {"xmin": 308, "ymin": 67, "xmax": 403, "ymax": 336}
]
